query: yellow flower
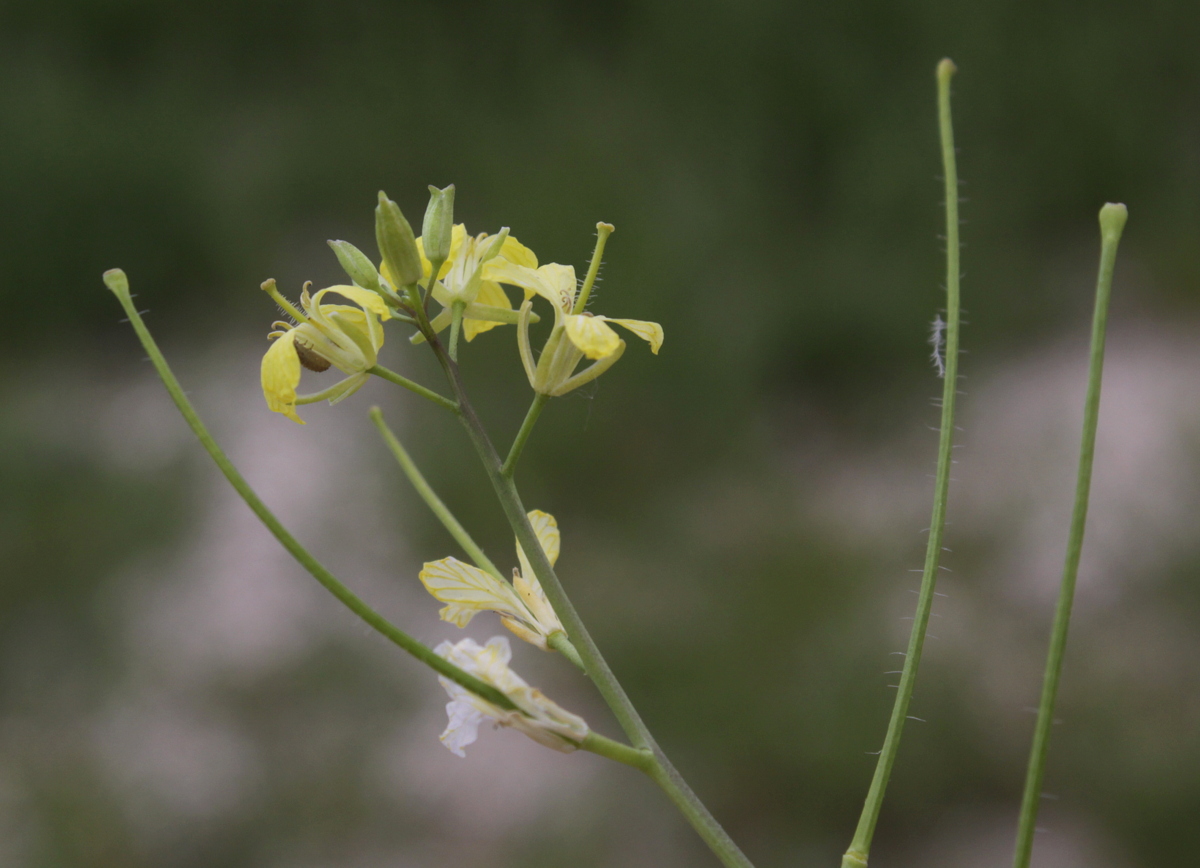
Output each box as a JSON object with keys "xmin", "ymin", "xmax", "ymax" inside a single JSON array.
[
  {"xmin": 419, "ymin": 510, "xmax": 565, "ymax": 650},
  {"xmin": 435, "ymin": 635, "xmax": 588, "ymax": 756},
  {"xmin": 484, "ymin": 258, "xmax": 663, "ymax": 396},
  {"xmin": 260, "ymin": 281, "xmax": 391, "ymax": 424},
  {"xmin": 380, "ymin": 223, "xmax": 539, "ymax": 342}
]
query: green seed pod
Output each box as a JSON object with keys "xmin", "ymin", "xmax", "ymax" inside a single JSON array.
[
  {"xmin": 422, "ymin": 184, "xmax": 456, "ymax": 265},
  {"xmin": 327, "ymin": 240, "xmax": 382, "ymax": 293},
  {"xmin": 375, "ymin": 191, "xmax": 423, "ymax": 287}
]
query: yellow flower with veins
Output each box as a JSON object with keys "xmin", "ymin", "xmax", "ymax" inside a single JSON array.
[
  {"xmin": 420, "ymin": 510, "xmax": 565, "ymax": 650},
  {"xmin": 435, "ymin": 635, "xmax": 588, "ymax": 757},
  {"xmin": 379, "ymin": 223, "xmax": 539, "ymax": 343},
  {"xmin": 485, "ymin": 242, "xmax": 663, "ymax": 396},
  {"xmin": 260, "ymin": 280, "xmax": 391, "ymax": 424}
]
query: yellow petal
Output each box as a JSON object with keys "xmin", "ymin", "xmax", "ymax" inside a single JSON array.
[
  {"xmin": 419, "ymin": 557, "xmax": 525, "ymax": 626},
  {"xmin": 261, "ymin": 331, "xmax": 305, "ymax": 424},
  {"xmin": 603, "ymin": 317, "xmax": 663, "ymax": 354},
  {"xmin": 517, "ymin": 510, "xmax": 560, "ymax": 572},
  {"xmin": 564, "ymin": 314, "xmax": 621, "ymax": 360},
  {"xmin": 314, "ymin": 285, "xmax": 391, "ymax": 321},
  {"xmin": 463, "ymin": 281, "xmax": 512, "ymax": 341},
  {"xmin": 499, "ymin": 235, "xmax": 538, "ymax": 269},
  {"xmin": 485, "ymin": 262, "xmax": 575, "ymax": 313}
]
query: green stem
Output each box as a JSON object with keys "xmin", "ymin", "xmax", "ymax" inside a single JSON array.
[
  {"xmin": 842, "ymin": 58, "xmax": 962, "ymax": 868},
  {"xmin": 433, "ymin": 349, "xmax": 753, "ymax": 868},
  {"xmin": 582, "ymin": 732, "xmax": 654, "ymax": 771},
  {"xmin": 449, "ymin": 300, "xmax": 465, "ymax": 361},
  {"xmin": 547, "ymin": 630, "xmax": 586, "ymax": 671},
  {"xmin": 367, "ymin": 364, "xmax": 458, "ymax": 413},
  {"xmin": 369, "ymin": 407, "xmax": 504, "ymax": 580},
  {"xmin": 101, "ymin": 270, "xmax": 516, "ymax": 712},
  {"xmin": 1012, "ymin": 203, "xmax": 1127, "ymax": 868},
  {"xmin": 501, "ymin": 393, "xmax": 549, "ymax": 478},
  {"xmin": 572, "ymin": 222, "xmax": 614, "ymax": 314}
]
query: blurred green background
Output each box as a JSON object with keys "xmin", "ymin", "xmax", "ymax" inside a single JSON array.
[{"xmin": 2, "ymin": 1, "xmax": 1199, "ymax": 866}]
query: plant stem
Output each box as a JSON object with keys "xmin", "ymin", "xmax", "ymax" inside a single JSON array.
[
  {"xmin": 547, "ymin": 630, "xmax": 586, "ymax": 670},
  {"xmin": 367, "ymin": 364, "xmax": 458, "ymax": 412},
  {"xmin": 369, "ymin": 407, "xmax": 504, "ymax": 580},
  {"xmin": 429, "ymin": 349, "xmax": 753, "ymax": 868},
  {"xmin": 1011, "ymin": 203, "xmax": 1127, "ymax": 868},
  {"xmin": 582, "ymin": 732, "xmax": 654, "ymax": 770},
  {"xmin": 842, "ymin": 58, "xmax": 962, "ymax": 868},
  {"xmin": 449, "ymin": 300, "xmax": 465, "ymax": 361},
  {"xmin": 501, "ymin": 393, "xmax": 549, "ymax": 477},
  {"xmin": 102, "ymin": 270, "xmax": 516, "ymax": 712}
]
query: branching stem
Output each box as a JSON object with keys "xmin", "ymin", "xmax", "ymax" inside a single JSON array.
[
  {"xmin": 103, "ymin": 271, "xmax": 515, "ymax": 712},
  {"xmin": 418, "ymin": 334, "xmax": 753, "ymax": 868}
]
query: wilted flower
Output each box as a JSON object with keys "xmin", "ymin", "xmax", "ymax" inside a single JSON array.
[
  {"xmin": 435, "ymin": 635, "xmax": 588, "ymax": 756},
  {"xmin": 420, "ymin": 510, "xmax": 565, "ymax": 650}
]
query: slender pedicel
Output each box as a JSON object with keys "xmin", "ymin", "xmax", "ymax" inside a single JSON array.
[
  {"xmin": 842, "ymin": 57, "xmax": 962, "ymax": 868},
  {"xmin": 501, "ymin": 393, "xmax": 549, "ymax": 477},
  {"xmin": 369, "ymin": 407, "xmax": 503, "ymax": 579},
  {"xmin": 367, "ymin": 364, "xmax": 458, "ymax": 412},
  {"xmin": 1011, "ymin": 202, "xmax": 1127, "ymax": 868}
]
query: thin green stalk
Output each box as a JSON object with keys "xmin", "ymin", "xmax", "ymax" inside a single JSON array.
[
  {"xmin": 501, "ymin": 393, "xmax": 549, "ymax": 478},
  {"xmin": 430, "ymin": 352, "xmax": 753, "ymax": 868},
  {"xmin": 102, "ymin": 270, "xmax": 516, "ymax": 712},
  {"xmin": 367, "ymin": 364, "xmax": 458, "ymax": 412},
  {"xmin": 582, "ymin": 731, "xmax": 654, "ymax": 771},
  {"xmin": 1012, "ymin": 203, "xmax": 1127, "ymax": 868},
  {"xmin": 842, "ymin": 58, "xmax": 962, "ymax": 868},
  {"xmin": 368, "ymin": 407, "xmax": 504, "ymax": 580},
  {"xmin": 546, "ymin": 630, "xmax": 586, "ymax": 670},
  {"xmin": 449, "ymin": 300, "xmax": 465, "ymax": 361},
  {"xmin": 572, "ymin": 222, "xmax": 614, "ymax": 314}
]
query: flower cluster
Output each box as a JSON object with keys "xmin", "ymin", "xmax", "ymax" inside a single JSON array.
[{"xmin": 258, "ymin": 188, "xmax": 663, "ymax": 422}]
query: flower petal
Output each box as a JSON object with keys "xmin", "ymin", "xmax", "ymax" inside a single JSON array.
[
  {"xmin": 517, "ymin": 510, "xmax": 561, "ymax": 573},
  {"xmin": 485, "ymin": 262, "xmax": 576, "ymax": 313},
  {"xmin": 313, "ymin": 285, "xmax": 391, "ymax": 321},
  {"xmin": 564, "ymin": 314, "xmax": 621, "ymax": 360},
  {"xmin": 261, "ymin": 331, "xmax": 305, "ymax": 424},
  {"xmin": 603, "ymin": 317, "xmax": 663, "ymax": 354},
  {"xmin": 499, "ymin": 235, "xmax": 538, "ymax": 269},
  {"xmin": 419, "ymin": 557, "xmax": 526, "ymax": 627},
  {"xmin": 464, "ymin": 280, "xmax": 512, "ymax": 341},
  {"xmin": 439, "ymin": 693, "xmax": 486, "ymax": 757}
]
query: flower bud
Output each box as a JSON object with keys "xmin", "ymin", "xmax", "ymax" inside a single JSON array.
[
  {"xmin": 422, "ymin": 184, "xmax": 456, "ymax": 265},
  {"xmin": 375, "ymin": 191, "xmax": 423, "ymax": 287},
  {"xmin": 327, "ymin": 240, "xmax": 382, "ymax": 293}
]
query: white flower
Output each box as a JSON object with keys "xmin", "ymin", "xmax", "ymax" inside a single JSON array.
[{"xmin": 435, "ymin": 636, "xmax": 589, "ymax": 757}]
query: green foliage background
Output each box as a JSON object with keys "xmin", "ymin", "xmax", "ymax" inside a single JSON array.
[{"xmin": 2, "ymin": 2, "xmax": 1198, "ymax": 866}]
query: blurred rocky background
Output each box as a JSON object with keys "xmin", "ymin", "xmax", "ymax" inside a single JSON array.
[{"xmin": 1, "ymin": 2, "xmax": 1198, "ymax": 866}]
